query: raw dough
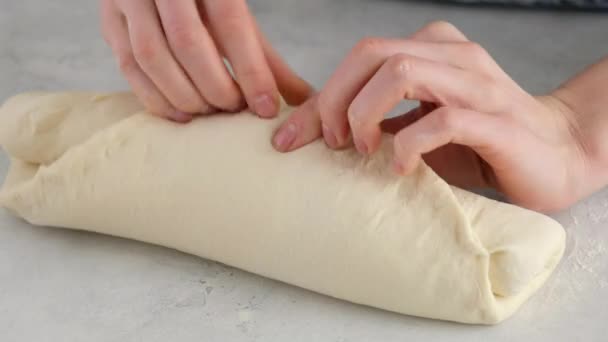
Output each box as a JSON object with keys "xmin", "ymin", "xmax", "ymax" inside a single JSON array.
[{"xmin": 0, "ymin": 92, "xmax": 565, "ymax": 324}]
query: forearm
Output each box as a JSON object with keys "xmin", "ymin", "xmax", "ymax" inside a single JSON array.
[{"xmin": 552, "ymin": 57, "xmax": 608, "ymax": 194}]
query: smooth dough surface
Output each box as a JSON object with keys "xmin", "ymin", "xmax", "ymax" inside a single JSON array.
[{"xmin": 0, "ymin": 92, "xmax": 565, "ymax": 324}]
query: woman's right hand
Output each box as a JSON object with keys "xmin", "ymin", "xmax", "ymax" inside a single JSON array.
[
  {"xmin": 101, "ymin": 0, "xmax": 312, "ymax": 122},
  {"xmin": 273, "ymin": 21, "xmax": 601, "ymax": 212}
]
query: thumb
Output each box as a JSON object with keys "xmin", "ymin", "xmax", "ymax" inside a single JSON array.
[{"xmin": 392, "ymin": 106, "xmax": 508, "ymax": 176}]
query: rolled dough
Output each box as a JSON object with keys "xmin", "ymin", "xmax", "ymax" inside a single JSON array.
[{"xmin": 0, "ymin": 92, "xmax": 565, "ymax": 324}]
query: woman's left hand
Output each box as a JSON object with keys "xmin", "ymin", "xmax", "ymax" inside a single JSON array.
[{"xmin": 272, "ymin": 21, "xmax": 588, "ymax": 212}]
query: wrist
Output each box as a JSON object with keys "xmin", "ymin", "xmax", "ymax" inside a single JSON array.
[{"xmin": 547, "ymin": 85, "xmax": 608, "ymax": 201}]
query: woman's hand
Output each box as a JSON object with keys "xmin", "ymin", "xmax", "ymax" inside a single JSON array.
[
  {"xmin": 273, "ymin": 21, "xmax": 593, "ymax": 212},
  {"xmin": 101, "ymin": 0, "xmax": 312, "ymax": 122}
]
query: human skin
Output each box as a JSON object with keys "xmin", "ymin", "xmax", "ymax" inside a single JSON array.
[
  {"xmin": 100, "ymin": 0, "xmax": 312, "ymax": 122},
  {"xmin": 272, "ymin": 21, "xmax": 608, "ymax": 213},
  {"xmin": 100, "ymin": 1, "xmax": 607, "ymax": 212}
]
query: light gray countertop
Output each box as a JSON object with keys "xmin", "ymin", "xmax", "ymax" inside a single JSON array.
[{"xmin": 1, "ymin": 0, "xmax": 607, "ymax": 341}]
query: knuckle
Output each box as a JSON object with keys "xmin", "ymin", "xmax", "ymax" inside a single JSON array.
[
  {"xmin": 352, "ymin": 37, "xmax": 385, "ymax": 56},
  {"xmin": 132, "ymin": 39, "xmax": 161, "ymax": 64},
  {"xmin": 116, "ymin": 51, "xmax": 138, "ymax": 74},
  {"xmin": 423, "ymin": 20, "xmax": 458, "ymax": 36},
  {"xmin": 386, "ymin": 54, "xmax": 417, "ymax": 99},
  {"xmin": 166, "ymin": 24, "xmax": 198, "ymax": 50},
  {"xmin": 387, "ymin": 53, "xmax": 414, "ymax": 79}
]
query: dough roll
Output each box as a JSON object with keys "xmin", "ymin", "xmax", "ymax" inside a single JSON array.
[{"xmin": 0, "ymin": 92, "xmax": 565, "ymax": 324}]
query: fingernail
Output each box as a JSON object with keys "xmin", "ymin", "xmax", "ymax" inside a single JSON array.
[
  {"xmin": 254, "ymin": 93, "xmax": 278, "ymax": 118},
  {"xmin": 168, "ymin": 110, "xmax": 193, "ymax": 123},
  {"xmin": 393, "ymin": 159, "xmax": 405, "ymax": 174},
  {"xmin": 322, "ymin": 123, "xmax": 339, "ymax": 148},
  {"xmin": 273, "ymin": 122, "xmax": 297, "ymax": 151},
  {"xmin": 354, "ymin": 137, "xmax": 369, "ymax": 155}
]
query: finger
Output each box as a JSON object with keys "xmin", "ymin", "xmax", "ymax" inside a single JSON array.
[
  {"xmin": 347, "ymin": 53, "xmax": 505, "ymax": 155},
  {"xmin": 406, "ymin": 20, "xmax": 468, "ymax": 132},
  {"xmin": 392, "ymin": 106, "xmax": 507, "ymax": 175},
  {"xmin": 203, "ymin": 0, "xmax": 280, "ymax": 118},
  {"xmin": 102, "ymin": 0, "xmax": 190, "ymax": 122},
  {"xmin": 156, "ymin": 0, "xmax": 243, "ymax": 112},
  {"xmin": 254, "ymin": 22, "xmax": 314, "ymax": 106},
  {"xmin": 318, "ymin": 37, "xmax": 495, "ymax": 149},
  {"xmin": 409, "ymin": 20, "xmax": 469, "ymax": 42},
  {"xmin": 383, "ymin": 21, "xmax": 468, "ymax": 128},
  {"xmin": 119, "ymin": 0, "xmax": 209, "ymax": 114},
  {"xmin": 393, "ymin": 20, "xmax": 468, "ymax": 130},
  {"xmin": 273, "ymin": 95, "xmax": 322, "ymax": 152},
  {"xmin": 316, "ymin": 25, "xmax": 465, "ymax": 148},
  {"xmin": 420, "ymin": 144, "xmax": 490, "ymax": 189}
]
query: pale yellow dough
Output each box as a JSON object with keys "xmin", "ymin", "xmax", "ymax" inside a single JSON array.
[{"xmin": 0, "ymin": 92, "xmax": 565, "ymax": 324}]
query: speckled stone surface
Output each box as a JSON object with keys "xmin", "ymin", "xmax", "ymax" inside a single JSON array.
[{"xmin": 1, "ymin": 1, "xmax": 607, "ymax": 341}]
